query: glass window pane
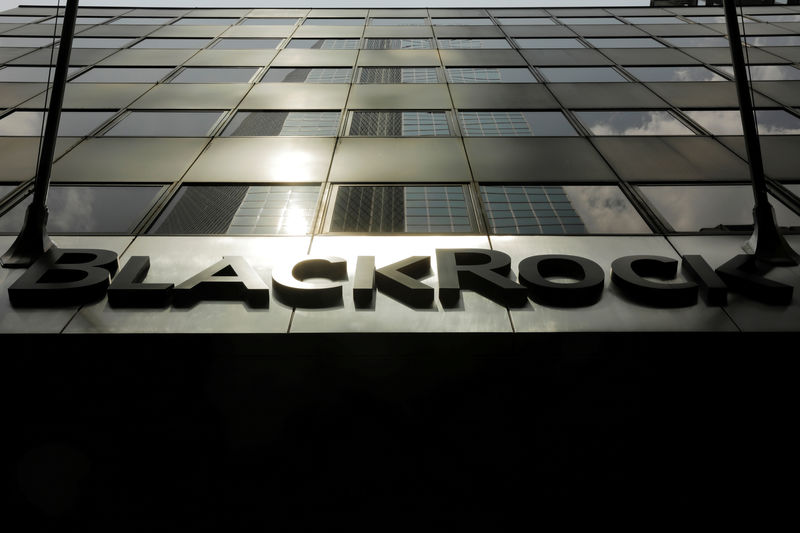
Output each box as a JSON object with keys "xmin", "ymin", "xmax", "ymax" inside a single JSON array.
[
  {"xmin": 222, "ymin": 111, "xmax": 341, "ymax": 136},
  {"xmin": 753, "ymin": 14, "xmax": 800, "ymax": 23},
  {"xmin": 432, "ymin": 18, "xmax": 493, "ymax": 25},
  {"xmin": 149, "ymin": 184, "xmax": 320, "ymax": 235},
  {"xmin": 328, "ymin": 185, "xmax": 474, "ymax": 233},
  {"xmin": 515, "ymin": 38, "xmax": 585, "ymax": 49},
  {"xmin": 111, "ymin": 17, "xmax": 174, "ymax": 25},
  {"xmin": 0, "ymin": 37, "xmax": 60, "ymax": 47},
  {"xmin": 446, "ymin": 67, "xmax": 535, "ymax": 83},
  {"xmin": 623, "ymin": 17, "xmax": 685, "ymax": 24},
  {"xmin": 173, "ymin": 18, "xmax": 238, "ymax": 26},
  {"xmin": 496, "ymin": 17, "xmax": 554, "ymax": 25},
  {"xmin": 715, "ymin": 65, "xmax": 800, "ymax": 81},
  {"xmin": 588, "ymin": 38, "xmax": 664, "ymax": 48},
  {"xmin": 303, "ymin": 18, "xmax": 364, "ymax": 26},
  {"xmin": 458, "ymin": 111, "xmax": 576, "ymax": 136},
  {"xmin": 41, "ymin": 17, "xmax": 112, "ymax": 25},
  {"xmin": 133, "ymin": 38, "xmax": 212, "ymax": 49},
  {"xmin": 169, "ymin": 67, "xmax": 259, "ymax": 83},
  {"xmin": 683, "ymin": 109, "xmax": 800, "ymax": 135},
  {"xmin": 211, "ymin": 38, "xmax": 282, "ymax": 50},
  {"xmin": 0, "ymin": 66, "xmax": 80, "ymax": 82},
  {"xmin": 348, "ymin": 111, "xmax": 450, "ymax": 137},
  {"xmin": 664, "ymin": 37, "xmax": 729, "ymax": 47},
  {"xmin": 0, "ymin": 185, "xmax": 162, "ymax": 234},
  {"xmin": 558, "ymin": 17, "xmax": 622, "ymax": 25},
  {"xmin": 0, "ymin": 110, "xmax": 114, "ymax": 136},
  {"xmin": 364, "ymin": 38, "xmax": 432, "ymax": 50},
  {"xmin": 370, "ymin": 18, "xmax": 426, "ymax": 26},
  {"xmin": 481, "ymin": 185, "xmax": 650, "ymax": 234},
  {"xmin": 103, "ymin": 111, "xmax": 225, "ymax": 137},
  {"xmin": 73, "ymin": 37, "xmax": 135, "ymax": 48},
  {"xmin": 0, "ymin": 16, "xmax": 44, "ymax": 23},
  {"xmin": 624, "ymin": 66, "xmax": 726, "ymax": 82},
  {"xmin": 575, "ymin": 111, "xmax": 695, "ymax": 136},
  {"xmin": 744, "ymin": 36, "xmax": 800, "ymax": 47},
  {"xmin": 286, "ymin": 38, "xmax": 359, "ymax": 49},
  {"xmin": 539, "ymin": 67, "xmax": 626, "ymax": 83},
  {"xmin": 639, "ymin": 185, "xmax": 800, "ymax": 232},
  {"xmin": 261, "ymin": 67, "xmax": 353, "ymax": 83},
  {"xmin": 438, "ymin": 38, "xmax": 511, "ymax": 49},
  {"xmin": 241, "ymin": 18, "xmax": 299, "ymax": 25},
  {"xmin": 359, "ymin": 67, "xmax": 439, "ymax": 84},
  {"xmin": 72, "ymin": 67, "xmax": 172, "ymax": 83},
  {"xmin": 687, "ymin": 16, "xmax": 755, "ymax": 24}
]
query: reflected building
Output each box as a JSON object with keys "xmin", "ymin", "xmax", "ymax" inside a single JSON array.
[{"xmin": 1, "ymin": 3, "xmax": 800, "ymax": 517}]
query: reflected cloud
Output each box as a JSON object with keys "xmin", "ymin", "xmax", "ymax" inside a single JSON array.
[
  {"xmin": 576, "ymin": 111, "xmax": 694, "ymax": 136},
  {"xmin": 625, "ymin": 66, "xmax": 725, "ymax": 82},
  {"xmin": 684, "ymin": 109, "xmax": 800, "ymax": 135},
  {"xmin": 564, "ymin": 186, "xmax": 651, "ymax": 233}
]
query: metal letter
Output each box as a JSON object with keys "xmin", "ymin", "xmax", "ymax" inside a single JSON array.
[
  {"xmin": 611, "ymin": 255, "xmax": 698, "ymax": 308},
  {"xmin": 436, "ymin": 249, "xmax": 528, "ymax": 308},
  {"xmin": 375, "ymin": 256, "xmax": 434, "ymax": 309},
  {"xmin": 518, "ymin": 254, "xmax": 604, "ymax": 308},
  {"xmin": 681, "ymin": 255, "xmax": 728, "ymax": 306},
  {"xmin": 272, "ymin": 257, "xmax": 347, "ymax": 308},
  {"xmin": 353, "ymin": 256, "xmax": 375, "ymax": 308},
  {"xmin": 173, "ymin": 256, "xmax": 268, "ymax": 308},
  {"xmin": 107, "ymin": 256, "xmax": 174, "ymax": 308},
  {"xmin": 715, "ymin": 254, "xmax": 793, "ymax": 306}
]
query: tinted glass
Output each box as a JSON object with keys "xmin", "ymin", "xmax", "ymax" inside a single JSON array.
[
  {"xmin": 558, "ymin": 17, "xmax": 622, "ymax": 25},
  {"xmin": 73, "ymin": 37, "xmax": 135, "ymax": 48},
  {"xmin": 223, "ymin": 111, "xmax": 341, "ymax": 136},
  {"xmin": 240, "ymin": 18, "xmax": 299, "ymax": 25},
  {"xmin": 370, "ymin": 18, "xmax": 427, "ymax": 26},
  {"xmin": 715, "ymin": 65, "xmax": 800, "ymax": 81},
  {"xmin": 687, "ymin": 16, "xmax": 754, "ymax": 24},
  {"xmin": 664, "ymin": 37, "xmax": 729, "ymax": 47},
  {"xmin": 575, "ymin": 111, "xmax": 695, "ymax": 136},
  {"xmin": 745, "ymin": 36, "xmax": 800, "ymax": 47},
  {"xmin": 364, "ymin": 38, "xmax": 432, "ymax": 50},
  {"xmin": 41, "ymin": 17, "xmax": 111, "ymax": 25},
  {"xmin": 286, "ymin": 38, "xmax": 359, "ymax": 49},
  {"xmin": 133, "ymin": 38, "xmax": 212, "ymax": 49},
  {"xmin": 432, "ymin": 18, "xmax": 493, "ymax": 25},
  {"xmin": 539, "ymin": 67, "xmax": 626, "ymax": 83},
  {"xmin": 0, "ymin": 16, "xmax": 44, "ymax": 23},
  {"xmin": 149, "ymin": 184, "xmax": 320, "ymax": 235},
  {"xmin": 0, "ymin": 66, "xmax": 80, "ymax": 82},
  {"xmin": 359, "ymin": 67, "xmax": 439, "ymax": 83},
  {"xmin": 173, "ymin": 18, "xmax": 238, "ymax": 25},
  {"xmin": 496, "ymin": 17, "xmax": 555, "ymax": 25},
  {"xmin": 515, "ymin": 38, "xmax": 585, "ymax": 49},
  {"xmin": 328, "ymin": 185, "xmax": 473, "ymax": 233},
  {"xmin": 639, "ymin": 185, "xmax": 800, "ymax": 232},
  {"xmin": 753, "ymin": 14, "xmax": 800, "ymax": 22},
  {"xmin": 623, "ymin": 17, "xmax": 685, "ymax": 24},
  {"xmin": 103, "ymin": 111, "xmax": 225, "ymax": 136},
  {"xmin": 111, "ymin": 17, "xmax": 174, "ymax": 25},
  {"xmin": 446, "ymin": 67, "xmax": 535, "ymax": 83},
  {"xmin": 72, "ymin": 67, "xmax": 173, "ymax": 83},
  {"xmin": 458, "ymin": 111, "xmax": 577, "ymax": 136},
  {"xmin": 170, "ymin": 67, "xmax": 259, "ymax": 83},
  {"xmin": 349, "ymin": 111, "xmax": 450, "ymax": 137},
  {"xmin": 588, "ymin": 38, "xmax": 664, "ymax": 48},
  {"xmin": 261, "ymin": 67, "xmax": 353, "ymax": 83},
  {"xmin": 481, "ymin": 185, "xmax": 651, "ymax": 235},
  {"xmin": 625, "ymin": 66, "xmax": 726, "ymax": 82},
  {"xmin": 303, "ymin": 18, "xmax": 364, "ymax": 26},
  {"xmin": 0, "ymin": 110, "xmax": 114, "ymax": 136},
  {"xmin": 438, "ymin": 38, "xmax": 511, "ymax": 49},
  {"xmin": 0, "ymin": 37, "xmax": 60, "ymax": 47},
  {"xmin": 211, "ymin": 38, "xmax": 282, "ymax": 49},
  {"xmin": 683, "ymin": 109, "xmax": 800, "ymax": 135},
  {"xmin": 0, "ymin": 185, "xmax": 162, "ymax": 234}
]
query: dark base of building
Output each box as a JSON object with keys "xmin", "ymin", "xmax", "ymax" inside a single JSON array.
[{"xmin": 8, "ymin": 332, "xmax": 796, "ymax": 522}]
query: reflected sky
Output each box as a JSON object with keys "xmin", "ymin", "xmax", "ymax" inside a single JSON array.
[
  {"xmin": 0, "ymin": 37, "xmax": 59, "ymax": 47},
  {"xmin": 0, "ymin": 66, "xmax": 80, "ymax": 82},
  {"xmin": 753, "ymin": 14, "xmax": 800, "ymax": 23},
  {"xmin": 40, "ymin": 17, "xmax": 112, "ymax": 25},
  {"xmin": 687, "ymin": 16, "xmax": 755, "ymax": 23},
  {"xmin": 111, "ymin": 17, "xmax": 174, "ymax": 25},
  {"xmin": 665, "ymin": 36, "xmax": 729, "ymax": 47},
  {"xmin": 496, "ymin": 17, "xmax": 555, "ymax": 25},
  {"xmin": 104, "ymin": 111, "xmax": 225, "ymax": 136},
  {"xmin": 446, "ymin": 67, "xmax": 535, "ymax": 83},
  {"xmin": 133, "ymin": 38, "xmax": 213, "ymax": 49},
  {"xmin": 623, "ymin": 16, "xmax": 684, "ymax": 24},
  {"xmin": 72, "ymin": 67, "xmax": 173, "ymax": 83},
  {"xmin": 173, "ymin": 17, "xmax": 238, "ymax": 25},
  {"xmin": 540, "ymin": 67, "xmax": 626, "ymax": 83},
  {"xmin": 73, "ymin": 38, "xmax": 135, "ymax": 49},
  {"xmin": 370, "ymin": 18, "xmax": 427, "ymax": 25},
  {"xmin": 303, "ymin": 18, "xmax": 364, "ymax": 26},
  {"xmin": 515, "ymin": 38, "xmax": 584, "ymax": 49},
  {"xmin": 624, "ymin": 65, "xmax": 725, "ymax": 82},
  {"xmin": 211, "ymin": 38, "xmax": 283, "ymax": 49},
  {"xmin": 575, "ymin": 111, "xmax": 695, "ymax": 136},
  {"xmin": 683, "ymin": 109, "xmax": 800, "ymax": 135},
  {"xmin": 0, "ymin": 186, "xmax": 162, "ymax": 234},
  {"xmin": 558, "ymin": 17, "xmax": 622, "ymax": 25},
  {"xmin": 563, "ymin": 185, "xmax": 651, "ymax": 233},
  {"xmin": 639, "ymin": 185, "xmax": 800, "ymax": 232},
  {"xmin": 170, "ymin": 67, "xmax": 259, "ymax": 83},
  {"xmin": 587, "ymin": 38, "xmax": 664, "ymax": 48},
  {"xmin": 438, "ymin": 38, "xmax": 511, "ymax": 49},
  {"xmin": 715, "ymin": 65, "xmax": 800, "ymax": 81},
  {"xmin": 240, "ymin": 17, "xmax": 298, "ymax": 25},
  {"xmin": 745, "ymin": 35, "xmax": 800, "ymax": 47},
  {"xmin": 0, "ymin": 110, "xmax": 115, "ymax": 136}
]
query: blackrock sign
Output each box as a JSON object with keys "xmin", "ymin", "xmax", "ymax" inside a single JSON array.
[{"xmin": 6, "ymin": 246, "xmax": 794, "ymax": 310}]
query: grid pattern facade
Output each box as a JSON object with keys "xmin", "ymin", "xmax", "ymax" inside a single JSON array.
[{"xmin": 0, "ymin": 4, "xmax": 799, "ymax": 238}]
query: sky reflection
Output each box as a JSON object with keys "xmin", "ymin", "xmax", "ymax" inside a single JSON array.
[
  {"xmin": 715, "ymin": 65, "xmax": 800, "ymax": 81},
  {"xmin": 575, "ymin": 111, "xmax": 694, "ymax": 136},
  {"xmin": 683, "ymin": 109, "xmax": 800, "ymax": 135}
]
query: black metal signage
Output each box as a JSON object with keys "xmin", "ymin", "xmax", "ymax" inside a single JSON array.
[{"xmin": 7, "ymin": 247, "xmax": 794, "ymax": 309}]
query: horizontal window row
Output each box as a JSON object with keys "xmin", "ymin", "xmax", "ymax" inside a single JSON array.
[
  {"xmin": 3, "ymin": 12, "xmax": 799, "ymax": 27},
  {"xmin": 3, "ymin": 108, "xmax": 799, "ymax": 138},
  {"xmin": 1, "ymin": 183, "xmax": 799, "ymax": 236}
]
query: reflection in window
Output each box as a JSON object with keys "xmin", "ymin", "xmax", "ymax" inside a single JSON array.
[
  {"xmin": 327, "ymin": 185, "xmax": 473, "ymax": 233},
  {"xmin": 169, "ymin": 67, "xmax": 259, "ymax": 83},
  {"xmin": 639, "ymin": 185, "xmax": 800, "ymax": 232},
  {"xmin": 588, "ymin": 38, "xmax": 664, "ymax": 48},
  {"xmin": 481, "ymin": 185, "xmax": 650, "ymax": 235},
  {"xmin": 359, "ymin": 67, "xmax": 439, "ymax": 84},
  {"xmin": 211, "ymin": 38, "xmax": 283, "ymax": 50},
  {"xmin": 496, "ymin": 17, "xmax": 555, "ymax": 25},
  {"xmin": 303, "ymin": 18, "xmax": 364, "ymax": 26},
  {"xmin": 104, "ymin": 111, "xmax": 225, "ymax": 137},
  {"xmin": 0, "ymin": 185, "xmax": 163, "ymax": 234},
  {"xmin": 0, "ymin": 110, "xmax": 115, "ymax": 136},
  {"xmin": 149, "ymin": 185, "xmax": 320, "ymax": 235},
  {"xmin": 364, "ymin": 38, "xmax": 432, "ymax": 50},
  {"xmin": 753, "ymin": 14, "xmax": 800, "ymax": 23},
  {"xmin": 438, "ymin": 38, "xmax": 511, "ymax": 49},
  {"xmin": 715, "ymin": 65, "xmax": 800, "ymax": 81},
  {"xmin": 240, "ymin": 17, "xmax": 299, "ymax": 25},
  {"xmin": 0, "ymin": 16, "xmax": 44, "ymax": 23},
  {"xmin": 73, "ymin": 38, "xmax": 134, "ymax": 48},
  {"xmin": 72, "ymin": 67, "xmax": 173, "ymax": 83},
  {"xmin": 173, "ymin": 18, "xmax": 239, "ymax": 26},
  {"xmin": 687, "ymin": 16, "xmax": 755, "ymax": 24},
  {"xmin": 624, "ymin": 65, "xmax": 726, "ymax": 82},
  {"xmin": 349, "ymin": 111, "xmax": 450, "ymax": 137},
  {"xmin": 432, "ymin": 18, "xmax": 493, "ymax": 25},
  {"xmin": 370, "ymin": 18, "xmax": 427, "ymax": 26},
  {"xmin": 458, "ymin": 111, "xmax": 576, "ymax": 137},
  {"xmin": 664, "ymin": 36, "xmax": 729, "ymax": 47},
  {"xmin": 133, "ymin": 38, "xmax": 212, "ymax": 49},
  {"xmin": 446, "ymin": 67, "xmax": 535, "ymax": 83},
  {"xmin": 261, "ymin": 67, "xmax": 353, "ymax": 83},
  {"xmin": 558, "ymin": 17, "xmax": 622, "ymax": 25},
  {"xmin": 0, "ymin": 37, "xmax": 60, "ymax": 47},
  {"xmin": 111, "ymin": 17, "xmax": 174, "ymax": 25},
  {"xmin": 0, "ymin": 185, "xmax": 17, "ymax": 202},
  {"xmin": 683, "ymin": 109, "xmax": 800, "ymax": 135},
  {"xmin": 575, "ymin": 111, "xmax": 695, "ymax": 136},
  {"xmin": 286, "ymin": 38, "xmax": 359, "ymax": 49},
  {"xmin": 623, "ymin": 16, "xmax": 685, "ymax": 24},
  {"xmin": 539, "ymin": 67, "xmax": 626, "ymax": 83},
  {"xmin": 0, "ymin": 66, "xmax": 80, "ymax": 82},
  {"xmin": 222, "ymin": 111, "xmax": 341, "ymax": 136},
  {"xmin": 744, "ymin": 36, "xmax": 800, "ymax": 47},
  {"xmin": 515, "ymin": 38, "xmax": 585, "ymax": 49}
]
